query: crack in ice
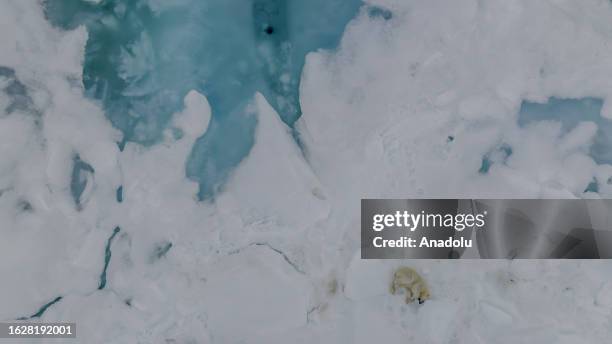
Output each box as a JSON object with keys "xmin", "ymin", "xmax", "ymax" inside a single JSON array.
[
  {"xmin": 98, "ymin": 226, "xmax": 121, "ymax": 290},
  {"xmin": 16, "ymin": 296, "xmax": 63, "ymax": 320}
]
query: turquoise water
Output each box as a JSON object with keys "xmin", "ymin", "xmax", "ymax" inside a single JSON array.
[
  {"xmin": 44, "ymin": 0, "xmax": 364, "ymax": 199},
  {"xmin": 479, "ymin": 144, "xmax": 512, "ymax": 174},
  {"xmin": 17, "ymin": 296, "xmax": 63, "ymax": 320},
  {"xmin": 476, "ymin": 97, "xmax": 609, "ymax": 176},
  {"xmin": 518, "ymin": 97, "xmax": 612, "ymax": 191},
  {"xmin": 518, "ymin": 97, "xmax": 611, "ymax": 164}
]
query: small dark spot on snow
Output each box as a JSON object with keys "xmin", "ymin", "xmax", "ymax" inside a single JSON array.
[
  {"xmin": 150, "ymin": 241, "xmax": 173, "ymax": 262},
  {"xmin": 264, "ymin": 25, "xmax": 274, "ymax": 35},
  {"xmin": 368, "ymin": 6, "xmax": 393, "ymax": 20},
  {"xmin": 18, "ymin": 200, "xmax": 33, "ymax": 212}
]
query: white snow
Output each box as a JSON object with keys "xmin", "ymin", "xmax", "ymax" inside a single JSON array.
[
  {"xmin": 1, "ymin": 0, "xmax": 612, "ymax": 343},
  {"xmin": 204, "ymin": 246, "xmax": 308, "ymax": 343},
  {"xmin": 216, "ymin": 93, "xmax": 329, "ymax": 230}
]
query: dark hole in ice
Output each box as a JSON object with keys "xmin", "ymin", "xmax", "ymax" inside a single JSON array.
[
  {"xmin": 264, "ymin": 25, "xmax": 274, "ymax": 34},
  {"xmin": 116, "ymin": 185, "xmax": 123, "ymax": 203}
]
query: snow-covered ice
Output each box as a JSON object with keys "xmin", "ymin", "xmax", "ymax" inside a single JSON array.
[{"xmin": 1, "ymin": 0, "xmax": 612, "ymax": 342}]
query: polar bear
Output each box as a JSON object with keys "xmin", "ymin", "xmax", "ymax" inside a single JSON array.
[{"xmin": 390, "ymin": 267, "xmax": 430, "ymax": 304}]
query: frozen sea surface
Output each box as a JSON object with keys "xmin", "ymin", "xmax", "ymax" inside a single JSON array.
[
  {"xmin": 2, "ymin": 0, "xmax": 612, "ymax": 343},
  {"xmin": 44, "ymin": 0, "xmax": 362, "ymax": 198}
]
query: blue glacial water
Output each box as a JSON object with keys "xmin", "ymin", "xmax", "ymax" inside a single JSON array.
[
  {"xmin": 479, "ymin": 144, "xmax": 512, "ymax": 174},
  {"xmin": 44, "ymin": 0, "xmax": 367, "ymax": 199},
  {"xmin": 518, "ymin": 97, "xmax": 612, "ymax": 165}
]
